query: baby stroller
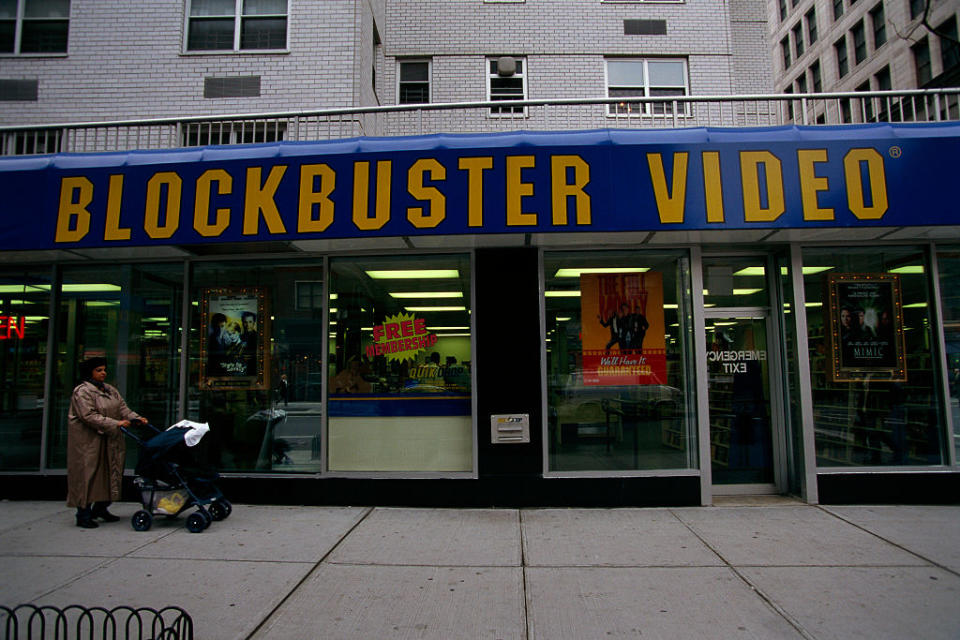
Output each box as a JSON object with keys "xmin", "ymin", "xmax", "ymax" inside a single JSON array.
[{"xmin": 121, "ymin": 420, "xmax": 232, "ymax": 533}]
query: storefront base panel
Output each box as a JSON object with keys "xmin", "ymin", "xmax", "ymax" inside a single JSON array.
[
  {"xmin": 817, "ymin": 472, "xmax": 960, "ymax": 504},
  {"xmin": 1, "ymin": 475, "xmax": 701, "ymax": 508}
]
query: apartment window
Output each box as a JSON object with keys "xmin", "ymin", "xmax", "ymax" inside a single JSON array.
[
  {"xmin": 785, "ymin": 85, "xmax": 794, "ymax": 120},
  {"xmin": 875, "ymin": 66, "xmax": 892, "ymax": 120},
  {"xmin": 939, "ymin": 17, "xmax": 959, "ymax": 71},
  {"xmin": 852, "ymin": 20, "xmax": 867, "ymax": 64},
  {"xmin": 781, "ymin": 37, "xmax": 792, "ymax": 70},
  {"xmin": 186, "ymin": 0, "xmax": 287, "ymax": 52},
  {"xmin": 875, "ymin": 65, "xmax": 891, "ymax": 89},
  {"xmin": 487, "ymin": 56, "xmax": 526, "ymax": 115},
  {"xmin": 779, "ymin": 0, "xmax": 787, "ymax": 21},
  {"xmin": 908, "ymin": 0, "xmax": 924, "ymax": 20},
  {"xmin": 806, "ymin": 8, "xmax": 818, "ymax": 44},
  {"xmin": 796, "ymin": 73, "xmax": 807, "ymax": 93},
  {"xmin": 870, "ymin": 3, "xmax": 886, "ymax": 48},
  {"xmin": 793, "ymin": 23, "xmax": 805, "ymax": 58},
  {"xmin": 835, "ymin": 36, "xmax": 849, "ymax": 78},
  {"xmin": 0, "ymin": 0, "xmax": 70, "ymax": 54},
  {"xmin": 398, "ymin": 59, "xmax": 430, "ymax": 104},
  {"xmin": 856, "ymin": 80, "xmax": 875, "ymax": 120},
  {"xmin": 606, "ymin": 58, "xmax": 689, "ymax": 116},
  {"xmin": 913, "ymin": 37, "xmax": 931, "ymax": 85},
  {"xmin": 810, "ymin": 60, "xmax": 823, "ymax": 92},
  {"xmin": 1, "ymin": 128, "xmax": 61, "ymax": 155},
  {"xmin": 833, "ymin": 0, "xmax": 844, "ymax": 21},
  {"xmin": 182, "ymin": 122, "xmax": 286, "ymax": 146}
]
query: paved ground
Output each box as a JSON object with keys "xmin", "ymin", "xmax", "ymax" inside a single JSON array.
[{"xmin": 1, "ymin": 498, "xmax": 959, "ymax": 639}]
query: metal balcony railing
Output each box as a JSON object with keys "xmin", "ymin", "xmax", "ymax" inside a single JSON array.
[{"xmin": 1, "ymin": 89, "xmax": 958, "ymax": 156}]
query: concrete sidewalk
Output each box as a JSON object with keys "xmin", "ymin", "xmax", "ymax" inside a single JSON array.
[{"xmin": 1, "ymin": 498, "xmax": 959, "ymax": 639}]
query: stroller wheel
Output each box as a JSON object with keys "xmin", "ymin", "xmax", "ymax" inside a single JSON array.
[
  {"xmin": 131, "ymin": 510, "xmax": 153, "ymax": 532},
  {"xmin": 208, "ymin": 501, "xmax": 228, "ymax": 521},
  {"xmin": 186, "ymin": 512, "xmax": 206, "ymax": 533}
]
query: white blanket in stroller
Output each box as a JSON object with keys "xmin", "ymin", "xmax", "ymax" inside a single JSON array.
[{"xmin": 168, "ymin": 419, "xmax": 210, "ymax": 447}]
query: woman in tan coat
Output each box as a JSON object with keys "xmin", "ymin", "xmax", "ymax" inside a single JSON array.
[{"xmin": 67, "ymin": 357, "xmax": 147, "ymax": 528}]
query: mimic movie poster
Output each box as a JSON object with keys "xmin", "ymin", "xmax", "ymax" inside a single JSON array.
[
  {"xmin": 827, "ymin": 274, "xmax": 906, "ymax": 382},
  {"xmin": 579, "ymin": 272, "xmax": 666, "ymax": 386}
]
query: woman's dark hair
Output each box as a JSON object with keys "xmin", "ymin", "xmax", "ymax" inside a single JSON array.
[{"xmin": 79, "ymin": 356, "xmax": 108, "ymax": 379}]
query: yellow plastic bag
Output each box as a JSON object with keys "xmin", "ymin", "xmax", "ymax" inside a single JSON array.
[{"xmin": 155, "ymin": 491, "xmax": 187, "ymax": 515}]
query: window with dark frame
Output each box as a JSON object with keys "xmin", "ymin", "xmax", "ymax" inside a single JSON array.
[
  {"xmin": 796, "ymin": 73, "xmax": 807, "ymax": 93},
  {"xmin": 833, "ymin": 0, "xmax": 844, "ymax": 21},
  {"xmin": 181, "ymin": 122, "xmax": 286, "ymax": 147},
  {"xmin": 856, "ymin": 80, "xmax": 875, "ymax": 120},
  {"xmin": 875, "ymin": 65, "xmax": 892, "ymax": 120},
  {"xmin": 852, "ymin": 20, "xmax": 867, "ymax": 64},
  {"xmin": 810, "ymin": 60, "xmax": 823, "ymax": 92},
  {"xmin": 806, "ymin": 7, "xmax": 818, "ymax": 44},
  {"xmin": 939, "ymin": 16, "xmax": 959, "ymax": 71},
  {"xmin": 0, "ymin": 0, "xmax": 70, "ymax": 54},
  {"xmin": 913, "ymin": 37, "xmax": 931, "ymax": 85},
  {"xmin": 793, "ymin": 22, "xmax": 805, "ymax": 58},
  {"xmin": 186, "ymin": 0, "xmax": 288, "ymax": 52},
  {"xmin": 781, "ymin": 37, "xmax": 792, "ymax": 70},
  {"xmin": 835, "ymin": 36, "xmax": 849, "ymax": 77},
  {"xmin": 398, "ymin": 60, "xmax": 430, "ymax": 104},
  {"xmin": 779, "ymin": 0, "xmax": 787, "ymax": 21},
  {"xmin": 908, "ymin": 0, "xmax": 924, "ymax": 20},
  {"xmin": 870, "ymin": 3, "xmax": 886, "ymax": 49}
]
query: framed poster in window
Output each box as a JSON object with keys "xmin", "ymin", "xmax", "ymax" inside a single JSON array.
[
  {"xmin": 826, "ymin": 273, "xmax": 906, "ymax": 382},
  {"xmin": 200, "ymin": 287, "xmax": 269, "ymax": 389}
]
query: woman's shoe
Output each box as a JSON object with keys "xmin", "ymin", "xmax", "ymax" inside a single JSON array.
[
  {"xmin": 92, "ymin": 503, "xmax": 120, "ymax": 522},
  {"xmin": 76, "ymin": 508, "xmax": 99, "ymax": 528}
]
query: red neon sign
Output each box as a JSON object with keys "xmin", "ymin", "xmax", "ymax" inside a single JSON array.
[{"xmin": 0, "ymin": 315, "xmax": 25, "ymax": 339}]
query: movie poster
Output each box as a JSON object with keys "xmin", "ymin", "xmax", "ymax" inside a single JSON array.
[
  {"xmin": 827, "ymin": 273, "xmax": 906, "ymax": 382},
  {"xmin": 579, "ymin": 272, "xmax": 666, "ymax": 386},
  {"xmin": 201, "ymin": 287, "xmax": 268, "ymax": 389}
]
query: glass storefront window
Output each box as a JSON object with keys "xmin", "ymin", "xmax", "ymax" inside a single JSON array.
[
  {"xmin": 190, "ymin": 260, "xmax": 325, "ymax": 473},
  {"xmin": 0, "ymin": 269, "xmax": 52, "ymax": 471},
  {"xmin": 544, "ymin": 250, "xmax": 695, "ymax": 472},
  {"xmin": 803, "ymin": 247, "xmax": 945, "ymax": 467},
  {"xmin": 48, "ymin": 264, "xmax": 184, "ymax": 469},
  {"xmin": 936, "ymin": 247, "xmax": 960, "ymax": 464},
  {"xmin": 327, "ymin": 254, "xmax": 473, "ymax": 472}
]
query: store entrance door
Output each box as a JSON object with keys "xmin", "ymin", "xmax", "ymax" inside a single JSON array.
[{"xmin": 705, "ymin": 313, "xmax": 779, "ymax": 493}]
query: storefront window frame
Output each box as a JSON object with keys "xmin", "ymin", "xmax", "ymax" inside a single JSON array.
[
  {"xmin": 539, "ymin": 246, "xmax": 699, "ymax": 479},
  {"xmin": 799, "ymin": 242, "xmax": 953, "ymax": 473},
  {"xmin": 321, "ymin": 250, "xmax": 478, "ymax": 479}
]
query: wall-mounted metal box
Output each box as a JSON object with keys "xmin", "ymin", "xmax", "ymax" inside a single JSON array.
[{"xmin": 490, "ymin": 414, "xmax": 530, "ymax": 444}]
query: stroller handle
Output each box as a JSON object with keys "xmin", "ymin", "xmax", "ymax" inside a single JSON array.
[{"xmin": 119, "ymin": 419, "xmax": 161, "ymax": 444}]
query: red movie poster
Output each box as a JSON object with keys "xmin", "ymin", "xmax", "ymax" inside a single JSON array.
[{"xmin": 580, "ymin": 272, "xmax": 666, "ymax": 386}]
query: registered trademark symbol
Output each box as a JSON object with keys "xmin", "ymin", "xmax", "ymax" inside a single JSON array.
[{"xmin": 889, "ymin": 146, "xmax": 902, "ymax": 158}]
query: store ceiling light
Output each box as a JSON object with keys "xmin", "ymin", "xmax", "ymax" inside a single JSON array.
[
  {"xmin": 544, "ymin": 291, "xmax": 581, "ymax": 297},
  {"xmin": 404, "ymin": 306, "xmax": 466, "ymax": 312},
  {"xmin": 0, "ymin": 285, "xmax": 47, "ymax": 293},
  {"xmin": 366, "ymin": 269, "xmax": 460, "ymax": 279},
  {"xmin": 428, "ymin": 326, "xmax": 470, "ymax": 330},
  {"xmin": 390, "ymin": 291, "xmax": 463, "ymax": 299},
  {"xmin": 554, "ymin": 267, "xmax": 648, "ymax": 277},
  {"xmin": 889, "ymin": 266, "xmax": 924, "ymax": 274}
]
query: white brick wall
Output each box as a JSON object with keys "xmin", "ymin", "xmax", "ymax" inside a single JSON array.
[{"xmin": 0, "ymin": 0, "xmax": 777, "ymax": 133}]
